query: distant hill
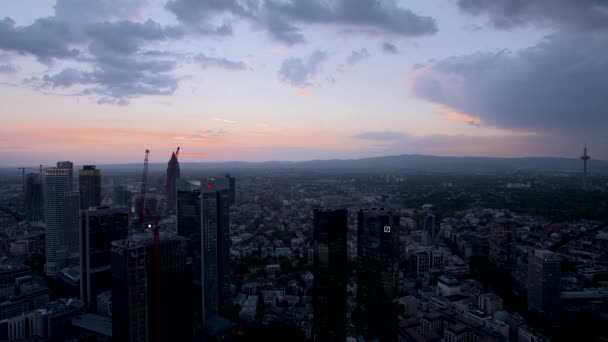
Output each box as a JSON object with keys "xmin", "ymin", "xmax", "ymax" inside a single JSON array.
[{"xmin": 93, "ymin": 154, "xmax": 608, "ymax": 175}]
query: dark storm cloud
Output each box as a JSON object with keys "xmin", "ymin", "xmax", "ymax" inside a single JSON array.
[
  {"xmin": 410, "ymin": 33, "xmax": 608, "ymax": 135},
  {"xmin": 0, "ymin": 1, "xmax": 190, "ymax": 104},
  {"xmin": 166, "ymin": 0, "xmax": 438, "ymax": 45},
  {"xmin": 194, "ymin": 53, "xmax": 247, "ymax": 70},
  {"xmin": 278, "ymin": 50, "xmax": 327, "ymax": 87},
  {"xmin": 0, "ymin": 17, "xmax": 79, "ymax": 63},
  {"xmin": 41, "ymin": 43, "xmax": 179, "ymax": 104},
  {"xmin": 381, "ymin": 42, "xmax": 398, "ymax": 54},
  {"xmin": 85, "ymin": 20, "xmax": 169, "ymax": 54},
  {"xmin": 457, "ymin": 0, "xmax": 608, "ymax": 31},
  {"xmin": 346, "ymin": 48, "xmax": 369, "ymax": 66}
]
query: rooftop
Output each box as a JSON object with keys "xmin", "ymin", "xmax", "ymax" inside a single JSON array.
[
  {"xmin": 198, "ymin": 315, "xmax": 236, "ymax": 336},
  {"xmin": 72, "ymin": 313, "xmax": 112, "ymax": 336}
]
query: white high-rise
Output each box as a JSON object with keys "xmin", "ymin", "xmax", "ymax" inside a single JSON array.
[{"xmin": 44, "ymin": 167, "xmax": 80, "ymax": 276}]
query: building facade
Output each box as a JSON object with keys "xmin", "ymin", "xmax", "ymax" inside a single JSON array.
[
  {"xmin": 79, "ymin": 165, "xmax": 102, "ymax": 210},
  {"xmin": 43, "ymin": 167, "xmax": 79, "ymax": 276},
  {"xmin": 25, "ymin": 173, "xmax": 44, "ymax": 223},
  {"xmin": 357, "ymin": 208, "xmax": 400, "ymax": 342},
  {"xmin": 80, "ymin": 207, "xmax": 129, "ymax": 311},
  {"xmin": 200, "ymin": 178, "xmax": 232, "ymax": 322},
  {"xmin": 527, "ymin": 249, "xmax": 561, "ymax": 321},
  {"xmin": 165, "ymin": 151, "xmax": 181, "ymax": 212},
  {"xmin": 112, "ymin": 231, "xmax": 191, "ymax": 342},
  {"xmin": 313, "ymin": 208, "xmax": 347, "ymax": 342}
]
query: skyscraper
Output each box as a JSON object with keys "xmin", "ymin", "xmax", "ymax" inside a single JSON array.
[
  {"xmin": 79, "ymin": 165, "xmax": 102, "ymax": 210},
  {"xmin": 489, "ymin": 220, "xmax": 516, "ymax": 268},
  {"xmin": 421, "ymin": 214, "xmax": 436, "ymax": 246},
  {"xmin": 56, "ymin": 161, "xmax": 73, "ymax": 187},
  {"xmin": 112, "ymin": 231, "xmax": 191, "ymax": 342},
  {"xmin": 43, "ymin": 167, "xmax": 79, "ymax": 276},
  {"xmin": 201, "ymin": 178, "xmax": 231, "ymax": 322},
  {"xmin": 357, "ymin": 208, "xmax": 400, "ymax": 342},
  {"xmin": 528, "ymin": 249, "xmax": 561, "ymax": 321},
  {"xmin": 112, "ymin": 185, "xmax": 131, "ymax": 208},
  {"xmin": 176, "ymin": 179, "xmax": 201, "ymax": 240},
  {"xmin": 166, "ymin": 150, "xmax": 181, "ymax": 212},
  {"xmin": 25, "ymin": 173, "xmax": 43, "ymax": 223},
  {"xmin": 313, "ymin": 208, "xmax": 347, "ymax": 342},
  {"xmin": 225, "ymin": 173, "xmax": 236, "ymax": 205},
  {"xmin": 80, "ymin": 207, "xmax": 129, "ymax": 311}
]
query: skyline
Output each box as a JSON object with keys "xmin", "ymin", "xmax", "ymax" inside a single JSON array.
[{"xmin": 1, "ymin": 0, "xmax": 607, "ymax": 165}]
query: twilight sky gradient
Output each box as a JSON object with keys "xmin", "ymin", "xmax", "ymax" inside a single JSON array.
[{"xmin": 1, "ymin": 0, "xmax": 607, "ymax": 166}]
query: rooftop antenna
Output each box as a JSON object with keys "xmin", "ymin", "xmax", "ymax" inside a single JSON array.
[{"xmin": 580, "ymin": 145, "xmax": 590, "ymax": 190}]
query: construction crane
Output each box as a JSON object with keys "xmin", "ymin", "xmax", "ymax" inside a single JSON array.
[
  {"xmin": 133, "ymin": 149, "xmax": 164, "ymax": 341},
  {"xmin": 137, "ymin": 150, "xmax": 150, "ymax": 227}
]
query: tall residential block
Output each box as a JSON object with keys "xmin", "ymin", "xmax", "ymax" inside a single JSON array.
[
  {"xmin": 313, "ymin": 208, "xmax": 347, "ymax": 342},
  {"xmin": 357, "ymin": 208, "xmax": 400, "ymax": 342},
  {"xmin": 79, "ymin": 165, "xmax": 101, "ymax": 210},
  {"xmin": 44, "ymin": 167, "xmax": 80, "ymax": 276}
]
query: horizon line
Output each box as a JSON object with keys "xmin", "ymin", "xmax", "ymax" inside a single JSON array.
[{"xmin": 1, "ymin": 153, "xmax": 604, "ymax": 169}]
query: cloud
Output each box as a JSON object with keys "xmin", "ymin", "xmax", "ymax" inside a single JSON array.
[
  {"xmin": 353, "ymin": 131, "xmax": 407, "ymax": 141},
  {"xmin": 54, "ymin": 0, "xmax": 150, "ymax": 25},
  {"xmin": 166, "ymin": 0, "xmax": 438, "ymax": 45},
  {"xmin": 40, "ymin": 45, "xmax": 179, "ymax": 104},
  {"xmin": 457, "ymin": 0, "xmax": 608, "ymax": 31},
  {"xmin": 0, "ymin": 0, "xmax": 153, "ymax": 64},
  {"xmin": 278, "ymin": 50, "xmax": 327, "ymax": 87},
  {"xmin": 194, "ymin": 53, "xmax": 247, "ymax": 70},
  {"xmin": 347, "ymin": 48, "xmax": 369, "ymax": 66},
  {"xmin": 0, "ymin": 63, "xmax": 18, "ymax": 73},
  {"xmin": 210, "ymin": 117, "xmax": 239, "ymax": 123},
  {"xmin": 381, "ymin": 42, "xmax": 399, "ymax": 54},
  {"xmin": 0, "ymin": 17, "xmax": 80, "ymax": 63},
  {"xmin": 187, "ymin": 129, "xmax": 227, "ymax": 139},
  {"xmin": 409, "ymin": 32, "xmax": 608, "ymax": 138},
  {"xmin": 85, "ymin": 20, "xmax": 169, "ymax": 54}
]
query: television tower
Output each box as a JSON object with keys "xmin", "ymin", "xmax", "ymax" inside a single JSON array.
[{"xmin": 580, "ymin": 145, "xmax": 590, "ymax": 190}]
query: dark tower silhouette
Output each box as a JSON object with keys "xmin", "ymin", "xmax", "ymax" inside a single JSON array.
[
  {"xmin": 580, "ymin": 145, "xmax": 590, "ymax": 190},
  {"xmin": 313, "ymin": 208, "xmax": 347, "ymax": 342},
  {"xmin": 357, "ymin": 208, "xmax": 400, "ymax": 342},
  {"xmin": 225, "ymin": 173, "xmax": 236, "ymax": 205},
  {"xmin": 165, "ymin": 147, "xmax": 181, "ymax": 212},
  {"xmin": 112, "ymin": 231, "xmax": 191, "ymax": 342},
  {"xmin": 80, "ymin": 207, "xmax": 129, "ymax": 311},
  {"xmin": 200, "ymin": 178, "xmax": 231, "ymax": 322},
  {"xmin": 25, "ymin": 173, "xmax": 44, "ymax": 223},
  {"xmin": 79, "ymin": 165, "xmax": 102, "ymax": 210}
]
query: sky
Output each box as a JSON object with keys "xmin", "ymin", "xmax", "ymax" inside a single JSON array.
[{"xmin": 1, "ymin": 0, "xmax": 607, "ymax": 166}]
